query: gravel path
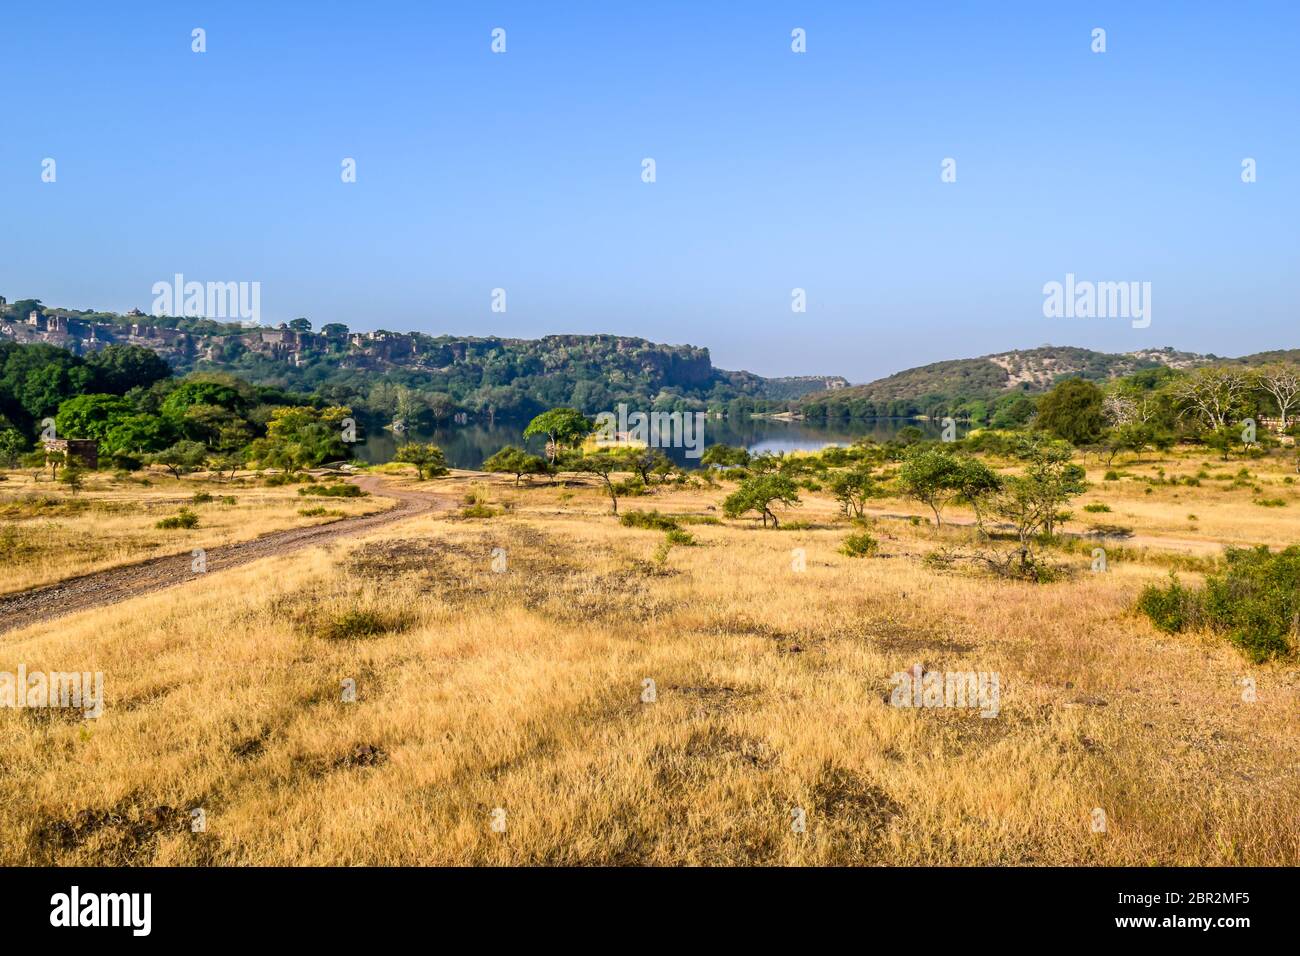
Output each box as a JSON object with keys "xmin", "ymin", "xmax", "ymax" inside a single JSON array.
[{"xmin": 0, "ymin": 477, "xmax": 452, "ymax": 637}]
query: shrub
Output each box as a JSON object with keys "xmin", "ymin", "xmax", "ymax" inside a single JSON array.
[
  {"xmin": 612, "ymin": 477, "xmax": 648, "ymax": 497},
  {"xmin": 460, "ymin": 503, "xmax": 498, "ymax": 519},
  {"xmin": 1254, "ymin": 498, "xmax": 1286, "ymax": 508},
  {"xmin": 156, "ymin": 508, "xmax": 200, "ymax": 530},
  {"xmin": 299, "ymin": 506, "xmax": 344, "ymax": 517},
  {"xmin": 620, "ymin": 510, "xmax": 680, "ymax": 531},
  {"xmin": 1083, "ymin": 503, "xmax": 1111, "ymax": 513},
  {"xmin": 839, "ymin": 532, "xmax": 879, "ymax": 557},
  {"xmin": 1103, "ymin": 470, "xmax": 1120, "ymax": 481},
  {"xmin": 1137, "ymin": 547, "xmax": 1300, "ymax": 661},
  {"xmin": 298, "ymin": 484, "xmax": 365, "ymax": 498},
  {"xmin": 319, "ymin": 608, "xmax": 412, "ymax": 641},
  {"xmin": 191, "ymin": 492, "xmax": 214, "ymax": 504},
  {"xmin": 664, "ymin": 529, "xmax": 696, "ymax": 546},
  {"xmin": 265, "ymin": 472, "xmax": 310, "ymax": 486},
  {"xmin": 1136, "ymin": 573, "xmax": 1199, "ymax": 634}
]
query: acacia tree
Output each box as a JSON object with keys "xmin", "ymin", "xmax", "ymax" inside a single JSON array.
[
  {"xmin": 722, "ymin": 473, "xmax": 801, "ymax": 528},
  {"xmin": 1255, "ymin": 363, "xmax": 1300, "ymax": 432},
  {"xmin": 992, "ymin": 437, "xmax": 1087, "ymax": 551},
  {"xmin": 483, "ymin": 445, "xmax": 549, "ymax": 485},
  {"xmin": 394, "ymin": 442, "xmax": 449, "ymax": 480},
  {"xmin": 629, "ymin": 448, "xmax": 674, "ymax": 486},
  {"xmin": 147, "ymin": 440, "xmax": 207, "ymax": 479},
  {"xmin": 827, "ymin": 465, "xmax": 878, "ymax": 519},
  {"xmin": 524, "ymin": 408, "xmax": 592, "ymax": 463},
  {"xmin": 568, "ymin": 451, "xmax": 625, "ymax": 514},
  {"xmin": 896, "ymin": 445, "xmax": 966, "ymax": 527}
]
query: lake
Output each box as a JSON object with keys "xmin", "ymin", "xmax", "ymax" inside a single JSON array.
[{"xmin": 353, "ymin": 417, "xmax": 962, "ymax": 470}]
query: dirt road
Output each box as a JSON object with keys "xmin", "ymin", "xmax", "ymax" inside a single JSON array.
[{"xmin": 0, "ymin": 477, "xmax": 451, "ymax": 637}]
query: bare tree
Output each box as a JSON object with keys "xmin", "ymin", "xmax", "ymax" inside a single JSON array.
[
  {"xmin": 1102, "ymin": 393, "xmax": 1137, "ymax": 426},
  {"xmin": 1255, "ymin": 363, "xmax": 1300, "ymax": 432},
  {"xmin": 1174, "ymin": 367, "xmax": 1250, "ymax": 431}
]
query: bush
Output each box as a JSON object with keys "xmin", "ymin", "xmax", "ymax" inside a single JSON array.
[
  {"xmin": 299, "ymin": 506, "xmax": 344, "ymax": 517},
  {"xmin": 612, "ymin": 477, "xmax": 647, "ymax": 497},
  {"xmin": 318, "ymin": 608, "xmax": 413, "ymax": 641},
  {"xmin": 298, "ymin": 484, "xmax": 365, "ymax": 498},
  {"xmin": 156, "ymin": 508, "xmax": 200, "ymax": 530},
  {"xmin": 620, "ymin": 510, "xmax": 680, "ymax": 531},
  {"xmin": 1137, "ymin": 547, "xmax": 1300, "ymax": 661},
  {"xmin": 1103, "ymin": 470, "xmax": 1120, "ymax": 481},
  {"xmin": 1083, "ymin": 502, "xmax": 1111, "ymax": 513},
  {"xmin": 191, "ymin": 492, "xmax": 214, "ymax": 504},
  {"xmin": 264, "ymin": 472, "xmax": 310, "ymax": 486},
  {"xmin": 1136, "ymin": 573, "xmax": 1198, "ymax": 634},
  {"xmin": 839, "ymin": 532, "xmax": 879, "ymax": 557},
  {"xmin": 664, "ymin": 528, "xmax": 696, "ymax": 546},
  {"xmin": 460, "ymin": 503, "xmax": 498, "ymax": 519},
  {"xmin": 1254, "ymin": 498, "xmax": 1286, "ymax": 508}
]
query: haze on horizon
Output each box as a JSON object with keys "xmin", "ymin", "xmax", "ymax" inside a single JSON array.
[{"xmin": 1, "ymin": 1, "xmax": 1296, "ymax": 383}]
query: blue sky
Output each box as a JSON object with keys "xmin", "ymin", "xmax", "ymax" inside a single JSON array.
[{"xmin": 1, "ymin": 1, "xmax": 1297, "ymax": 382}]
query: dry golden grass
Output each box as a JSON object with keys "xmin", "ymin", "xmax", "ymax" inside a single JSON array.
[
  {"xmin": 0, "ymin": 470, "xmax": 385, "ymax": 594},
  {"xmin": 1, "ymin": 454, "xmax": 1297, "ymax": 866}
]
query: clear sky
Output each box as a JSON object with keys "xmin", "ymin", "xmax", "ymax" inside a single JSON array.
[{"xmin": 1, "ymin": 1, "xmax": 1296, "ymax": 383}]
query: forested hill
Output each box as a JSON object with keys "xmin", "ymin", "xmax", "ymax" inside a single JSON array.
[{"xmin": 0, "ymin": 298, "xmax": 846, "ymax": 421}]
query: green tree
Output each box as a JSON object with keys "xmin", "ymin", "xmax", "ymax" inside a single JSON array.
[
  {"xmin": 827, "ymin": 465, "xmax": 878, "ymax": 519},
  {"xmin": 524, "ymin": 407, "xmax": 592, "ymax": 463},
  {"xmin": 0, "ymin": 427, "xmax": 26, "ymax": 468},
  {"xmin": 897, "ymin": 445, "xmax": 969, "ymax": 527},
  {"xmin": 147, "ymin": 440, "xmax": 209, "ymax": 478},
  {"xmin": 483, "ymin": 445, "xmax": 549, "ymax": 485},
  {"xmin": 567, "ymin": 451, "xmax": 627, "ymax": 514},
  {"xmin": 722, "ymin": 473, "xmax": 801, "ymax": 528},
  {"xmin": 55, "ymin": 394, "xmax": 134, "ymax": 443},
  {"xmin": 629, "ymin": 448, "xmax": 674, "ymax": 485},
  {"xmin": 246, "ymin": 405, "xmax": 353, "ymax": 471},
  {"xmin": 59, "ymin": 464, "xmax": 85, "ymax": 495},
  {"xmin": 84, "ymin": 345, "xmax": 171, "ymax": 393},
  {"xmin": 103, "ymin": 414, "xmax": 176, "ymax": 457},
  {"xmin": 701, "ymin": 444, "xmax": 751, "ymax": 468},
  {"xmin": 992, "ymin": 437, "xmax": 1087, "ymax": 555},
  {"xmin": 394, "ymin": 442, "xmax": 449, "ymax": 480},
  {"xmin": 1035, "ymin": 378, "xmax": 1106, "ymax": 445}
]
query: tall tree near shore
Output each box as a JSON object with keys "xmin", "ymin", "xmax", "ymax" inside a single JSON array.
[{"xmin": 524, "ymin": 407, "xmax": 591, "ymax": 463}]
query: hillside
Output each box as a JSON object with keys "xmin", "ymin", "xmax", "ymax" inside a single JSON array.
[
  {"xmin": 0, "ymin": 297, "xmax": 841, "ymax": 420},
  {"xmin": 798, "ymin": 345, "xmax": 1219, "ymax": 420}
]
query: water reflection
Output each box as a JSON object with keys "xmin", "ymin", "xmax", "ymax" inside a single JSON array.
[{"xmin": 353, "ymin": 417, "xmax": 959, "ymax": 470}]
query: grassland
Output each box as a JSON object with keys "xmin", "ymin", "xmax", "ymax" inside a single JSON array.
[
  {"xmin": 0, "ymin": 472, "xmax": 385, "ymax": 595},
  {"xmin": 0, "ymin": 450, "xmax": 1297, "ymax": 866}
]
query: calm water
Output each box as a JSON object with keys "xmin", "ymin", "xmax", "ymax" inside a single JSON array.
[{"xmin": 354, "ymin": 417, "xmax": 959, "ymax": 470}]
